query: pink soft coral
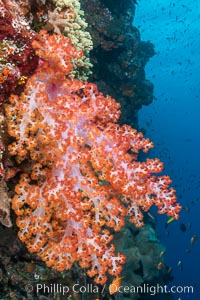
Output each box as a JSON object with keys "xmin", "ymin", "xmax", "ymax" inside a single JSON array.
[{"xmin": 6, "ymin": 31, "xmax": 181, "ymax": 284}]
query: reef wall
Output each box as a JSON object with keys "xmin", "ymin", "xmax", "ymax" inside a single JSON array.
[{"xmin": 81, "ymin": 0, "xmax": 155, "ymax": 127}]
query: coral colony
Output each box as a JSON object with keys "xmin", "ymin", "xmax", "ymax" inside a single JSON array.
[
  {"xmin": 6, "ymin": 30, "xmax": 181, "ymax": 284},
  {"xmin": 0, "ymin": 0, "xmax": 181, "ymax": 288}
]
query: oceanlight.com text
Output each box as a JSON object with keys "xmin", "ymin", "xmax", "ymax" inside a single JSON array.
[
  {"xmin": 108, "ymin": 283, "xmax": 194, "ymax": 296},
  {"xmin": 24, "ymin": 282, "xmax": 194, "ymax": 296}
]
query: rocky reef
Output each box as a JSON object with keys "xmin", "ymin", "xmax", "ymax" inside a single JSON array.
[{"xmin": 81, "ymin": 0, "xmax": 155, "ymax": 127}]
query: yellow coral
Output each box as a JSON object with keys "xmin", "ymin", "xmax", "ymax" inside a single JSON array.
[{"xmin": 49, "ymin": 0, "xmax": 93, "ymax": 80}]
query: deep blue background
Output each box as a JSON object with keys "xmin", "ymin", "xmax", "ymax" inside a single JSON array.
[{"xmin": 134, "ymin": 1, "xmax": 200, "ymax": 299}]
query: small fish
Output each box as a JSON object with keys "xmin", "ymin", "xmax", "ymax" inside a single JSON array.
[
  {"xmin": 179, "ymin": 223, "xmax": 187, "ymax": 232},
  {"xmin": 185, "ymin": 249, "xmax": 191, "ymax": 254},
  {"xmin": 165, "ymin": 217, "xmax": 175, "ymax": 227},
  {"xmin": 165, "ymin": 230, "xmax": 170, "ymax": 237},
  {"xmin": 147, "ymin": 212, "xmax": 156, "ymax": 221},
  {"xmin": 177, "ymin": 260, "xmax": 183, "ymax": 270},
  {"xmin": 185, "ymin": 205, "xmax": 190, "ymax": 212},
  {"xmin": 191, "ymin": 235, "xmax": 198, "ymax": 245},
  {"xmin": 109, "ymin": 276, "xmax": 123, "ymax": 295},
  {"xmin": 167, "ymin": 266, "xmax": 172, "ymax": 274},
  {"xmin": 157, "ymin": 262, "xmax": 165, "ymax": 270},
  {"xmin": 159, "ymin": 251, "xmax": 165, "ymax": 258}
]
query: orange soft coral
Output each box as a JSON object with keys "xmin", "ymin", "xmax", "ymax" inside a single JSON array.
[{"xmin": 6, "ymin": 30, "xmax": 181, "ymax": 283}]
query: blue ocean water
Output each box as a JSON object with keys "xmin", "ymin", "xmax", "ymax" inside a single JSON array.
[{"xmin": 134, "ymin": 1, "xmax": 200, "ymax": 299}]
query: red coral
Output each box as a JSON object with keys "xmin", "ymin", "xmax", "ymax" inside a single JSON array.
[
  {"xmin": 0, "ymin": 0, "xmax": 38, "ymax": 105},
  {"xmin": 6, "ymin": 31, "xmax": 181, "ymax": 283}
]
